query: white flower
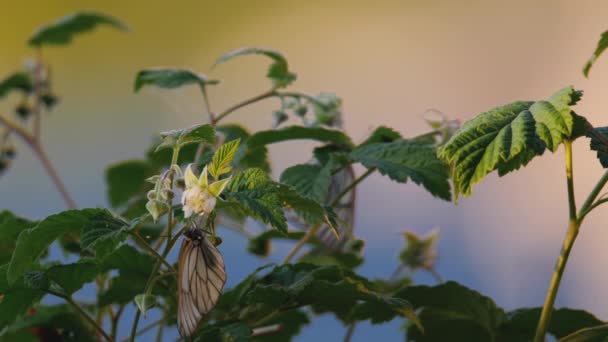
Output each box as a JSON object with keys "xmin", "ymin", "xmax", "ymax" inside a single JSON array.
[{"xmin": 181, "ymin": 165, "xmax": 230, "ymax": 218}]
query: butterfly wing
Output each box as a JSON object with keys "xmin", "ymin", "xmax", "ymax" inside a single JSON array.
[{"xmin": 177, "ymin": 236, "xmax": 226, "ymax": 337}]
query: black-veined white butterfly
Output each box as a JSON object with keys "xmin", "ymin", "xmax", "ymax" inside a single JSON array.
[{"xmin": 177, "ymin": 227, "xmax": 226, "ymax": 338}]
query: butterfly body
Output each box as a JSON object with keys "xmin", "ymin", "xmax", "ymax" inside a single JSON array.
[{"xmin": 177, "ymin": 227, "xmax": 227, "ymax": 337}]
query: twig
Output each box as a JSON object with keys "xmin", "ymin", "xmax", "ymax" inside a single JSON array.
[
  {"xmin": 47, "ymin": 290, "xmax": 111, "ymax": 342},
  {"xmin": 213, "ymin": 89, "xmax": 277, "ymax": 124},
  {"xmin": 281, "ymin": 224, "xmax": 321, "ymax": 264},
  {"xmin": 130, "ymin": 232, "xmax": 177, "ymax": 273}
]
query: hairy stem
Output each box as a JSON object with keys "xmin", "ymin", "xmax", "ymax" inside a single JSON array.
[
  {"xmin": 130, "ymin": 149, "xmax": 180, "ymax": 342},
  {"xmin": 534, "ymin": 140, "xmax": 579, "ymax": 342},
  {"xmin": 48, "ymin": 290, "xmax": 111, "ymax": 342},
  {"xmin": 130, "ymin": 232, "xmax": 177, "ymax": 273},
  {"xmin": 30, "ymin": 140, "xmax": 77, "ymax": 209},
  {"xmin": 578, "ymin": 170, "xmax": 608, "ymax": 220},
  {"xmin": 213, "ymin": 89, "xmax": 277, "ymax": 124},
  {"xmin": 331, "ymin": 168, "xmax": 375, "ymax": 207},
  {"xmin": 282, "ymin": 224, "xmax": 321, "ymax": 264}
]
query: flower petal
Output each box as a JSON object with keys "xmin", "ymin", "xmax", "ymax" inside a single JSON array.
[
  {"xmin": 198, "ymin": 166, "xmax": 209, "ymax": 188},
  {"xmin": 184, "ymin": 164, "xmax": 198, "ymax": 188}
]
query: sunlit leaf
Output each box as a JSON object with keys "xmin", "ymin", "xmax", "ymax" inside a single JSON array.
[
  {"xmin": 134, "ymin": 69, "xmax": 219, "ymax": 92},
  {"xmin": 209, "ymin": 139, "xmax": 241, "ymax": 179},
  {"xmin": 224, "ymin": 169, "xmax": 287, "ymax": 232},
  {"xmin": 438, "ymin": 86, "xmax": 587, "ymax": 199},
  {"xmin": 28, "ymin": 11, "xmax": 128, "ymax": 47},
  {"xmin": 217, "ymin": 124, "xmax": 270, "ymax": 172}
]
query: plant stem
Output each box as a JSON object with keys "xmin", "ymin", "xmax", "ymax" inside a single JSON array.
[
  {"xmin": 282, "ymin": 224, "xmax": 321, "ymax": 264},
  {"xmin": 564, "ymin": 141, "xmax": 577, "ymax": 220},
  {"xmin": 213, "ymin": 89, "xmax": 277, "ymax": 124},
  {"xmin": 48, "ymin": 290, "xmax": 111, "ymax": 342},
  {"xmin": 331, "ymin": 168, "xmax": 375, "ymax": 207},
  {"xmin": 534, "ymin": 140, "xmax": 579, "ymax": 342},
  {"xmin": 200, "ymin": 84, "xmax": 215, "ymax": 123},
  {"xmin": 111, "ymin": 305, "xmax": 125, "ymax": 341},
  {"xmin": 30, "ymin": 140, "xmax": 76, "ymax": 209},
  {"xmin": 130, "ymin": 149, "xmax": 180, "ymax": 342},
  {"xmin": 534, "ymin": 219, "xmax": 580, "ymax": 342},
  {"xmin": 130, "ymin": 232, "xmax": 177, "ymax": 273},
  {"xmin": 428, "ymin": 268, "xmax": 444, "ymax": 284},
  {"xmin": 343, "ymin": 324, "xmax": 356, "ymax": 342},
  {"xmin": 0, "ymin": 112, "xmax": 76, "ymax": 209},
  {"xmin": 578, "ymin": 170, "xmax": 608, "ymax": 220},
  {"xmin": 283, "ymin": 167, "xmax": 375, "ymax": 264}
]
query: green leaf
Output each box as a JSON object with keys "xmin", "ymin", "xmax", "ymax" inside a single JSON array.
[
  {"xmin": 45, "ymin": 261, "xmax": 99, "ymax": 295},
  {"xmin": 360, "ymin": 126, "xmax": 403, "ymax": 146},
  {"xmin": 0, "ymin": 211, "xmax": 35, "ymax": 264},
  {"xmin": 280, "ymin": 163, "xmax": 333, "ymax": 203},
  {"xmin": 588, "ymin": 127, "xmax": 608, "ymax": 168},
  {"xmin": 0, "ymin": 73, "xmax": 32, "ymax": 98},
  {"xmin": 0, "ymin": 265, "xmax": 45, "ymax": 328},
  {"xmin": 0, "ymin": 304, "xmax": 95, "ymax": 342},
  {"xmin": 80, "ymin": 211, "xmax": 130, "ymax": 259},
  {"xmin": 224, "ymin": 169, "xmax": 287, "ymax": 232},
  {"xmin": 156, "ymin": 124, "xmax": 216, "ymax": 152},
  {"xmin": 584, "ymin": 30, "xmax": 608, "ymax": 77},
  {"xmin": 99, "ymin": 274, "xmax": 145, "ymax": 306},
  {"xmin": 134, "ymin": 68, "xmax": 219, "ymax": 92},
  {"xmin": 216, "ymin": 47, "xmax": 296, "ymax": 88},
  {"xmin": 195, "ymin": 322, "xmax": 252, "ymax": 342},
  {"xmin": 501, "ymin": 307, "xmax": 604, "ymax": 341},
  {"xmin": 134, "ymin": 293, "xmax": 157, "ymax": 318},
  {"xmin": 398, "ymin": 281, "xmax": 507, "ymax": 341},
  {"xmin": 97, "ymin": 246, "xmax": 155, "ymax": 306},
  {"xmin": 277, "ymin": 184, "xmax": 339, "ymax": 234},
  {"xmin": 244, "ymin": 126, "xmax": 353, "ymax": 150},
  {"xmin": 438, "ymin": 86, "xmax": 585, "ymax": 199},
  {"xmin": 212, "ymin": 263, "xmax": 417, "ymax": 328},
  {"xmin": 559, "ymin": 324, "xmax": 608, "ymax": 342},
  {"xmin": 105, "ymin": 160, "xmax": 154, "ymax": 208},
  {"xmin": 351, "ymin": 140, "xmax": 451, "ymax": 200},
  {"xmin": 209, "ymin": 139, "xmax": 241, "ymax": 179},
  {"xmin": 99, "ymin": 244, "xmax": 154, "ymax": 274},
  {"xmin": 217, "ymin": 124, "xmax": 270, "ymax": 172},
  {"xmin": 8, "ymin": 209, "xmax": 105, "ymax": 285},
  {"xmin": 28, "ymin": 11, "xmax": 128, "ymax": 47}
]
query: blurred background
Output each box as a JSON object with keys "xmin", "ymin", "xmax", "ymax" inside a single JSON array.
[{"xmin": 2, "ymin": 0, "xmax": 608, "ymax": 340}]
